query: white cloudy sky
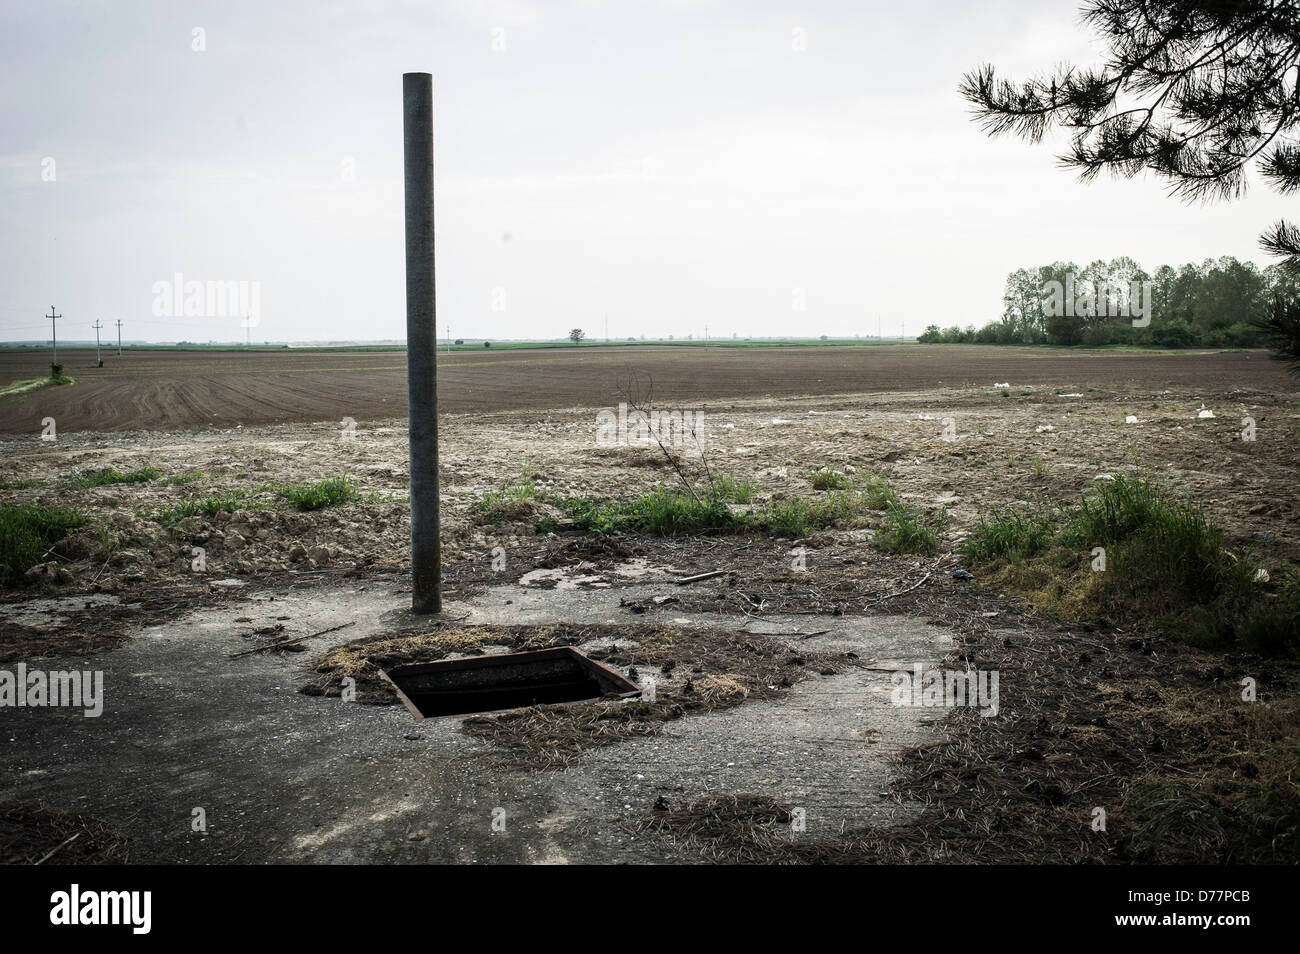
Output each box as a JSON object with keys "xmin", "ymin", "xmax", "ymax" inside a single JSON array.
[{"xmin": 0, "ymin": 0, "xmax": 1289, "ymax": 343}]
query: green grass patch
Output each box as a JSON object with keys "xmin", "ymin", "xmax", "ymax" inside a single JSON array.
[
  {"xmin": 966, "ymin": 476, "xmax": 1296, "ymax": 655},
  {"xmin": 962, "ymin": 507, "xmax": 1055, "ymax": 563},
  {"xmin": 0, "ymin": 503, "xmax": 87, "ymax": 586},
  {"xmin": 154, "ymin": 490, "xmax": 258, "ymax": 525},
  {"xmin": 874, "ymin": 500, "xmax": 947, "ymax": 555},
  {"xmin": 0, "ymin": 374, "xmax": 74, "ymax": 399},
  {"xmin": 563, "ymin": 487, "xmax": 740, "ymax": 535},
  {"xmin": 475, "ymin": 470, "xmax": 540, "ymax": 524},
  {"xmin": 164, "ymin": 470, "xmax": 206, "ymax": 485},
  {"xmin": 708, "ymin": 473, "xmax": 755, "ymax": 503},
  {"xmin": 560, "ymin": 482, "xmax": 881, "ymax": 538},
  {"xmin": 808, "ymin": 468, "xmax": 853, "ymax": 491},
  {"xmin": 753, "ymin": 492, "xmax": 871, "ymax": 536},
  {"xmin": 860, "ymin": 474, "xmax": 900, "ymax": 509},
  {"xmin": 277, "ymin": 476, "xmax": 358, "ymax": 512},
  {"xmin": 0, "ymin": 477, "xmax": 45, "ymax": 490}
]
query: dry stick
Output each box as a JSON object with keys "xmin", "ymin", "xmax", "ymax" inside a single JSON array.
[
  {"xmin": 35, "ymin": 831, "xmax": 80, "ymax": 865},
  {"xmin": 228, "ymin": 620, "xmax": 356, "ymax": 659},
  {"xmin": 685, "ymin": 415, "xmax": 716, "ymax": 487},
  {"xmin": 742, "ymin": 627, "xmax": 832, "ymax": 639},
  {"xmin": 863, "ymin": 570, "xmax": 932, "ymax": 605},
  {"xmin": 676, "ymin": 569, "xmax": 727, "ymax": 585},
  {"xmin": 622, "ymin": 373, "xmax": 705, "ymax": 504},
  {"xmin": 641, "ymin": 407, "xmax": 702, "ymax": 503},
  {"xmin": 87, "ymin": 553, "xmax": 115, "ymax": 587}
]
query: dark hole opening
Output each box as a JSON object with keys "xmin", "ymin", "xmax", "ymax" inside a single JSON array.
[{"xmin": 383, "ymin": 648, "xmax": 638, "ymax": 719}]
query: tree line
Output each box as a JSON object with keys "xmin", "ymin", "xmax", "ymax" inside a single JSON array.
[{"xmin": 918, "ymin": 256, "xmax": 1300, "ymax": 348}]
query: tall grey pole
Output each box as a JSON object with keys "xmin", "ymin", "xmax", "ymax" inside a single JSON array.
[{"xmin": 403, "ymin": 72, "xmax": 441, "ymax": 614}]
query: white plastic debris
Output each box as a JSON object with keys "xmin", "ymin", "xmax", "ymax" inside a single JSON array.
[
  {"xmin": 993, "ymin": 382, "xmax": 1010, "ymax": 389},
  {"xmin": 1254, "ymin": 568, "xmax": 1270, "ymax": 583},
  {"xmin": 1197, "ymin": 405, "xmax": 1216, "ymax": 419},
  {"xmin": 1125, "ymin": 415, "xmax": 1139, "ymax": 424}
]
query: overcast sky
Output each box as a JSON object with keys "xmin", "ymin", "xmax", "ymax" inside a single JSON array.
[{"xmin": 0, "ymin": 0, "xmax": 1289, "ymax": 344}]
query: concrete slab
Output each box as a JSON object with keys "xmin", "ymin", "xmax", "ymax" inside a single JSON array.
[{"xmin": 1, "ymin": 573, "xmax": 953, "ymax": 863}]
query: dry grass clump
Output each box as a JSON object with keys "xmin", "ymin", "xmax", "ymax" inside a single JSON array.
[
  {"xmin": 694, "ymin": 674, "xmax": 750, "ymax": 703},
  {"xmin": 633, "ymin": 794, "xmax": 796, "ymax": 863}
]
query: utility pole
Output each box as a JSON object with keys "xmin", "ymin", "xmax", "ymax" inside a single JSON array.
[
  {"xmin": 403, "ymin": 71, "xmax": 441, "ymax": 614},
  {"xmin": 704, "ymin": 324, "xmax": 709, "ymax": 348},
  {"xmin": 47, "ymin": 305, "xmax": 61, "ymax": 375},
  {"xmin": 92, "ymin": 320, "xmax": 103, "ymax": 366},
  {"xmin": 116, "ymin": 319, "xmax": 122, "ymax": 356}
]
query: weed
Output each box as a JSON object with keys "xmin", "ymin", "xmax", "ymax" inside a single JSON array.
[
  {"xmin": 0, "ymin": 503, "xmax": 87, "ymax": 586},
  {"xmin": 277, "ymin": 476, "xmax": 359, "ymax": 512}
]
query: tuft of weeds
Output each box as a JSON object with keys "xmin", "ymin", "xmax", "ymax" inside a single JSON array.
[
  {"xmin": 0, "ymin": 503, "xmax": 87, "ymax": 587},
  {"xmin": 962, "ymin": 507, "xmax": 1055, "ymax": 563},
  {"xmin": 558, "ymin": 473, "xmax": 909, "ymax": 540},
  {"xmin": 754, "ymin": 492, "xmax": 869, "ymax": 536},
  {"xmin": 860, "ymin": 474, "xmax": 900, "ymax": 509},
  {"xmin": 1060, "ymin": 476, "xmax": 1243, "ymax": 617},
  {"xmin": 154, "ymin": 490, "xmax": 256, "ymax": 525},
  {"xmin": 476, "ymin": 470, "xmax": 540, "ymax": 524},
  {"xmin": 808, "ymin": 468, "xmax": 853, "ymax": 491},
  {"xmin": 874, "ymin": 500, "xmax": 946, "ymax": 555},
  {"xmin": 277, "ymin": 475, "xmax": 358, "ymax": 512},
  {"xmin": 63, "ymin": 466, "xmax": 161, "ymax": 489},
  {"xmin": 564, "ymin": 487, "xmax": 739, "ymax": 535},
  {"xmin": 164, "ymin": 470, "xmax": 205, "ymax": 485},
  {"xmin": 563, "ymin": 483, "xmax": 878, "ymax": 538},
  {"xmin": 967, "ymin": 476, "xmax": 1296, "ymax": 656},
  {"xmin": 708, "ymin": 473, "xmax": 754, "ymax": 503},
  {"xmin": 0, "ymin": 477, "xmax": 45, "ymax": 490}
]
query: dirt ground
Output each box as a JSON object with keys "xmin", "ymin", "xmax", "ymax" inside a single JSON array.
[
  {"xmin": 2, "ymin": 349, "xmax": 1298, "ymax": 863},
  {"xmin": 2, "ymin": 352, "xmax": 1297, "ymax": 608},
  {"xmin": 0, "ymin": 343, "xmax": 1291, "ymax": 432}
]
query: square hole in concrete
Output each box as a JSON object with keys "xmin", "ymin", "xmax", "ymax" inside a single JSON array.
[{"xmin": 380, "ymin": 646, "xmax": 641, "ymax": 719}]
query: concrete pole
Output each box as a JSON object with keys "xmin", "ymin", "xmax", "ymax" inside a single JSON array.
[
  {"xmin": 403, "ymin": 72, "xmax": 441, "ymax": 614},
  {"xmin": 48, "ymin": 305, "xmax": 60, "ymax": 372}
]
